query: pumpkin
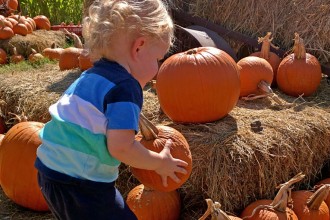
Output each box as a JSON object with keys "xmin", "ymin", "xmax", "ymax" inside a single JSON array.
[
  {"xmin": 250, "ymin": 32, "xmax": 281, "ymax": 87},
  {"xmin": 156, "ymin": 47, "xmax": 240, "ymax": 123},
  {"xmin": 277, "ymin": 33, "xmax": 322, "ymax": 97},
  {"xmin": 291, "ymin": 185, "xmax": 330, "ymax": 220},
  {"xmin": 199, "ymin": 199, "xmax": 242, "ymax": 220},
  {"xmin": 0, "ymin": 48, "xmax": 7, "ymax": 64},
  {"xmin": 10, "ymin": 46, "xmax": 24, "ymax": 63},
  {"xmin": 78, "ymin": 49, "xmax": 93, "ymax": 71},
  {"xmin": 33, "ymin": 15, "xmax": 50, "ymax": 30},
  {"xmin": 237, "ymin": 56, "xmax": 273, "ymax": 97},
  {"xmin": 4, "ymin": 0, "xmax": 18, "ymax": 11},
  {"xmin": 240, "ymin": 172, "xmax": 304, "ymax": 220},
  {"xmin": 126, "ymin": 184, "xmax": 181, "ymax": 220},
  {"xmin": 0, "ymin": 121, "xmax": 49, "ymax": 211},
  {"xmin": 316, "ymin": 178, "xmax": 330, "ymax": 209},
  {"xmin": 28, "ymin": 48, "xmax": 44, "ymax": 63},
  {"xmin": 130, "ymin": 114, "xmax": 192, "ymax": 192},
  {"xmin": 42, "ymin": 43, "xmax": 63, "ymax": 60},
  {"xmin": 0, "ymin": 18, "xmax": 14, "ymax": 40},
  {"xmin": 59, "ymin": 47, "xmax": 83, "ymax": 70}
]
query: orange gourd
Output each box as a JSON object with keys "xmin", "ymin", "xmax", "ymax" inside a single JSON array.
[
  {"xmin": 0, "ymin": 48, "xmax": 7, "ymax": 64},
  {"xmin": 237, "ymin": 56, "xmax": 273, "ymax": 97},
  {"xmin": 78, "ymin": 50, "xmax": 93, "ymax": 71},
  {"xmin": 291, "ymin": 185, "xmax": 330, "ymax": 220},
  {"xmin": 42, "ymin": 43, "xmax": 63, "ymax": 61},
  {"xmin": 28, "ymin": 48, "xmax": 44, "ymax": 63},
  {"xmin": 277, "ymin": 33, "xmax": 322, "ymax": 97},
  {"xmin": 10, "ymin": 46, "xmax": 24, "ymax": 63},
  {"xmin": 156, "ymin": 47, "xmax": 240, "ymax": 123},
  {"xmin": 33, "ymin": 15, "xmax": 50, "ymax": 30},
  {"xmin": 0, "ymin": 18, "xmax": 14, "ymax": 40},
  {"xmin": 0, "ymin": 121, "xmax": 49, "ymax": 211},
  {"xmin": 59, "ymin": 47, "xmax": 83, "ymax": 70},
  {"xmin": 130, "ymin": 114, "xmax": 192, "ymax": 192},
  {"xmin": 126, "ymin": 184, "xmax": 181, "ymax": 220},
  {"xmin": 240, "ymin": 172, "xmax": 304, "ymax": 220},
  {"xmin": 250, "ymin": 32, "xmax": 281, "ymax": 86}
]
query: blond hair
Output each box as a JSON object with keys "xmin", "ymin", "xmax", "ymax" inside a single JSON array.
[{"xmin": 82, "ymin": 0, "xmax": 174, "ymax": 61}]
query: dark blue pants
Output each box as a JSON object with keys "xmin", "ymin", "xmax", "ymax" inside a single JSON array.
[{"xmin": 37, "ymin": 170, "xmax": 137, "ymax": 220}]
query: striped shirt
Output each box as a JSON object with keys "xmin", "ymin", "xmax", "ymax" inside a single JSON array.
[{"xmin": 36, "ymin": 59, "xmax": 143, "ymax": 183}]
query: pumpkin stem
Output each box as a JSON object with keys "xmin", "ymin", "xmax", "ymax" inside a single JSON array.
[
  {"xmin": 293, "ymin": 33, "xmax": 306, "ymax": 59},
  {"xmin": 198, "ymin": 199, "xmax": 231, "ymax": 220},
  {"xmin": 258, "ymin": 32, "xmax": 279, "ymax": 60},
  {"xmin": 139, "ymin": 113, "xmax": 159, "ymax": 141},
  {"xmin": 257, "ymin": 80, "xmax": 283, "ymax": 105},
  {"xmin": 63, "ymin": 28, "xmax": 83, "ymax": 49},
  {"xmin": 242, "ymin": 173, "xmax": 305, "ymax": 219},
  {"xmin": 306, "ymin": 184, "xmax": 330, "ymax": 210}
]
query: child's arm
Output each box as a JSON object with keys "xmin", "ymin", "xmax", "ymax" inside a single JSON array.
[{"xmin": 107, "ymin": 129, "xmax": 188, "ymax": 187}]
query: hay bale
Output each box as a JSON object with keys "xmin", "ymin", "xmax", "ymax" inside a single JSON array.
[
  {"xmin": 172, "ymin": 0, "xmax": 330, "ymax": 66},
  {"xmin": 0, "ymin": 30, "xmax": 66, "ymax": 58},
  {"xmin": 0, "ymin": 64, "xmax": 329, "ymax": 219}
]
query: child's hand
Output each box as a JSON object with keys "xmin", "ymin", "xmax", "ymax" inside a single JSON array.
[{"xmin": 155, "ymin": 139, "xmax": 189, "ymax": 188}]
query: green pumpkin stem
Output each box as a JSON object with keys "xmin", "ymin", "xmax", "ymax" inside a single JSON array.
[
  {"xmin": 293, "ymin": 33, "xmax": 306, "ymax": 59},
  {"xmin": 307, "ymin": 184, "xmax": 330, "ymax": 210},
  {"xmin": 139, "ymin": 113, "xmax": 159, "ymax": 141}
]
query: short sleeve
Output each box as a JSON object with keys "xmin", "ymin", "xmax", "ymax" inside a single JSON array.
[{"xmin": 104, "ymin": 80, "xmax": 143, "ymax": 133}]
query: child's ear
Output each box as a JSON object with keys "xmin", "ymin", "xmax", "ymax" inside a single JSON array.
[{"xmin": 131, "ymin": 37, "xmax": 145, "ymax": 60}]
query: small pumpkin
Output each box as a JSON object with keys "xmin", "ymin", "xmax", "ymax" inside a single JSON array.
[
  {"xmin": 130, "ymin": 114, "xmax": 192, "ymax": 192},
  {"xmin": 10, "ymin": 46, "xmax": 24, "ymax": 63},
  {"xmin": 240, "ymin": 172, "xmax": 304, "ymax": 220},
  {"xmin": 58, "ymin": 47, "xmax": 83, "ymax": 70},
  {"xmin": 126, "ymin": 184, "xmax": 181, "ymax": 220},
  {"xmin": 277, "ymin": 33, "xmax": 322, "ymax": 97},
  {"xmin": 0, "ymin": 18, "xmax": 14, "ymax": 40},
  {"xmin": 291, "ymin": 185, "xmax": 330, "ymax": 220},
  {"xmin": 78, "ymin": 49, "xmax": 93, "ymax": 71},
  {"xmin": 250, "ymin": 32, "xmax": 281, "ymax": 86},
  {"xmin": 237, "ymin": 56, "xmax": 273, "ymax": 97},
  {"xmin": 0, "ymin": 121, "xmax": 49, "ymax": 211},
  {"xmin": 42, "ymin": 43, "xmax": 63, "ymax": 60},
  {"xmin": 156, "ymin": 47, "xmax": 240, "ymax": 123},
  {"xmin": 33, "ymin": 15, "xmax": 50, "ymax": 30},
  {"xmin": 0, "ymin": 48, "xmax": 7, "ymax": 64},
  {"xmin": 28, "ymin": 48, "xmax": 44, "ymax": 63}
]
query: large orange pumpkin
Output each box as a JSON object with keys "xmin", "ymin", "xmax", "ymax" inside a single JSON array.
[
  {"xmin": 0, "ymin": 121, "xmax": 49, "ymax": 211},
  {"xmin": 156, "ymin": 46, "xmax": 240, "ymax": 123},
  {"xmin": 237, "ymin": 56, "xmax": 273, "ymax": 97},
  {"xmin": 33, "ymin": 15, "xmax": 50, "ymax": 30},
  {"xmin": 130, "ymin": 114, "xmax": 192, "ymax": 192},
  {"xmin": 126, "ymin": 184, "xmax": 181, "ymax": 220},
  {"xmin": 291, "ymin": 186, "xmax": 330, "ymax": 220},
  {"xmin": 277, "ymin": 33, "xmax": 322, "ymax": 97},
  {"xmin": 250, "ymin": 32, "xmax": 281, "ymax": 87}
]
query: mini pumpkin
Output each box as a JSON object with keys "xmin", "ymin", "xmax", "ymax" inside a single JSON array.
[
  {"xmin": 277, "ymin": 33, "xmax": 322, "ymax": 97},
  {"xmin": 130, "ymin": 114, "xmax": 192, "ymax": 192},
  {"xmin": 126, "ymin": 184, "xmax": 181, "ymax": 220},
  {"xmin": 33, "ymin": 15, "xmax": 51, "ymax": 30}
]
